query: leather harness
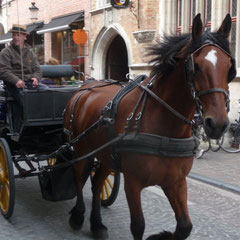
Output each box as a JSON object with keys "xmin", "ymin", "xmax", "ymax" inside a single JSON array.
[{"xmin": 54, "ymin": 42, "xmax": 234, "ymax": 171}]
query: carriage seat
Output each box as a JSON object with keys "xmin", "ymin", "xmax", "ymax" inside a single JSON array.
[
  {"xmin": 40, "ymin": 65, "xmax": 84, "ymax": 87},
  {"xmin": 40, "ymin": 65, "xmax": 76, "ymax": 78}
]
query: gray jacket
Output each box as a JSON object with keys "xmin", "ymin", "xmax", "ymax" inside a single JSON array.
[{"xmin": 0, "ymin": 42, "xmax": 42, "ymax": 86}]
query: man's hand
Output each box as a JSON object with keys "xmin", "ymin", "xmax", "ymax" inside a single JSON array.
[
  {"xmin": 16, "ymin": 80, "xmax": 25, "ymax": 88},
  {"xmin": 31, "ymin": 78, "xmax": 39, "ymax": 86}
]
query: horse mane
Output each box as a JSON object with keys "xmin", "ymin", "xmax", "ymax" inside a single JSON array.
[{"xmin": 148, "ymin": 31, "xmax": 232, "ymax": 79}]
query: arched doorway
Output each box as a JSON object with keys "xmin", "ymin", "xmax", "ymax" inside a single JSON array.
[{"xmin": 105, "ymin": 35, "xmax": 128, "ymax": 81}]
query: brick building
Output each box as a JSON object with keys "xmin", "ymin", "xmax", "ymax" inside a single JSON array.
[{"xmin": 0, "ymin": 0, "xmax": 239, "ymax": 116}]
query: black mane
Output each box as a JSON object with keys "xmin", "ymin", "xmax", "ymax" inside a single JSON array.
[{"xmin": 148, "ymin": 31, "xmax": 232, "ymax": 79}]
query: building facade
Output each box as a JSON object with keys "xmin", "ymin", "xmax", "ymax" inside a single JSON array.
[{"xmin": 0, "ymin": 0, "xmax": 239, "ymax": 116}]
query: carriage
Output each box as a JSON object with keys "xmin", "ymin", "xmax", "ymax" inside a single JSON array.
[{"xmin": 0, "ymin": 64, "xmax": 120, "ymax": 220}]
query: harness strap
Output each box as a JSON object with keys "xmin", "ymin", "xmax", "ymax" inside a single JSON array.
[
  {"xmin": 140, "ymin": 84, "xmax": 192, "ymax": 126},
  {"xmin": 42, "ymin": 134, "xmax": 124, "ymax": 171},
  {"xmin": 64, "ymin": 80, "xmax": 121, "ymax": 139},
  {"xmin": 196, "ymin": 88, "xmax": 228, "ymax": 97}
]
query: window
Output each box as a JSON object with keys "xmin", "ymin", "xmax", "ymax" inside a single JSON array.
[
  {"xmin": 98, "ymin": 0, "xmax": 110, "ymax": 8},
  {"xmin": 204, "ymin": 0, "xmax": 212, "ymax": 32},
  {"xmin": 176, "ymin": 0, "xmax": 182, "ymax": 35},
  {"xmin": 230, "ymin": 0, "xmax": 237, "ymax": 57},
  {"xmin": 189, "ymin": 0, "xmax": 197, "ymax": 31},
  {"xmin": 62, "ymin": 30, "xmax": 79, "ymax": 64}
]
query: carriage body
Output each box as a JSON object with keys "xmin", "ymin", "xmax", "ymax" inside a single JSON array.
[
  {"xmin": 0, "ymin": 65, "xmax": 120, "ymax": 220},
  {"xmin": 0, "ymin": 67, "xmax": 80, "ymax": 218}
]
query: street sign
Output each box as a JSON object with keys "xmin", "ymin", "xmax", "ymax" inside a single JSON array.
[
  {"xmin": 73, "ymin": 29, "xmax": 88, "ymax": 45},
  {"xmin": 111, "ymin": 0, "xmax": 130, "ymax": 9},
  {"xmin": 73, "ymin": 29, "xmax": 88, "ymax": 56}
]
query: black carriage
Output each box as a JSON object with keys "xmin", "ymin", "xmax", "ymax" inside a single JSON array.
[{"xmin": 0, "ymin": 65, "xmax": 120, "ymax": 219}]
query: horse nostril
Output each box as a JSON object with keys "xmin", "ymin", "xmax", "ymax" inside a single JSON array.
[
  {"xmin": 204, "ymin": 117, "xmax": 217, "ymax": 130},
  {"xmin": 221, "ymin": 120, "xmax": 230, "ymax": 133}
]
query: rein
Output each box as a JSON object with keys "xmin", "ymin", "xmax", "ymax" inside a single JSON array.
[{"xmin": 135, "ymin": 79, "xmax": 193, "ymax": 126}]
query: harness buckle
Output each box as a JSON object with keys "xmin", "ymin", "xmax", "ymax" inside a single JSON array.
[
  {"xmin": 147, "ymin": 82, "xmax": 153, "ymax": 88},
  {"xmin": 135, "ymin": 112, "xmax": 142, "ymax": 121},
  {"xmin": 106, "ymin": 101, "xmax": 113, "ymax": 111},
  {"xmin": 127, "ymin": 112, "xmax": 134, "ymax": 121}
]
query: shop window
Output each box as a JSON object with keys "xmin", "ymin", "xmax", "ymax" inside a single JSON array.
[
  {"xmin": 62, "ymin": 30, "xmax": 79, "ymax": 64},
  {"xmin": 26, "ymin": 33, "xmax": 44, "ymax": 64}
]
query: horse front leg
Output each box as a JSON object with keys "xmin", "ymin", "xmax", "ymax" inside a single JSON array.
[
  {"xmin": 124, "ymin": 176, "xmax": 145, "ymax": 240},
  {"xmin": 69, "ymin": 158, "xmax": 94, "ymax": 230},
  {"xmin": 90, "ymin": 162, "xmax": 110, "ymax": 239},
  {"xmin": 147, "ymin": 178, "xmax": 192, "ymax": 240}
]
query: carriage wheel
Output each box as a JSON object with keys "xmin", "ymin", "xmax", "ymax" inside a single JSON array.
[
  {"xmin": 100, "ymin": 171, "xmax": 120, "ymax": 207},
  {"xmin": 0, "ymin": 138, "xmax": 15, "ymax": 219},
  {"xmin": 91, "ymin": 166, "xmax": 120, "ymax": 207}
]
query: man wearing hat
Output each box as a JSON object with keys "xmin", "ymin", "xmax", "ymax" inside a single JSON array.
[{"xmin": 0, "ymin": 24, "xmax": 43, "ymax": 131}]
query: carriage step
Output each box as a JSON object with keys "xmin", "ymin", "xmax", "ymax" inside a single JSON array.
[{"xmin": 13, "ymin": 161, "xmax": 37, "ymax": 177}]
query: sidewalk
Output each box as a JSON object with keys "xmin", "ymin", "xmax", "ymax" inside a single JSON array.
[{"xmin": 189, "ymin": 149, "xmax": 240, "ymax": 194}]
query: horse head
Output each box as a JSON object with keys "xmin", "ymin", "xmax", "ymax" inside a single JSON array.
[{"xmin": 188, "ymin": 14, "xmax": 236, "ymax": 139}]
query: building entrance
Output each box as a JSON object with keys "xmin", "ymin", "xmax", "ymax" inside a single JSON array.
[{"xmin": 105, "ymin": 35, "xmax": 128, "ymax": 81}]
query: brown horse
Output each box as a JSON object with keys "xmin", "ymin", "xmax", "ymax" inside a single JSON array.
[{"xmin": 64, "ymin": 14, "xmax": 236, "ymax": 240}]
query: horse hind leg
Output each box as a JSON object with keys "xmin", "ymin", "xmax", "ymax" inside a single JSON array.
[
  {"xmin": 69, "ymin": 157, "xmax": 94, "ymax": 230},
  {"xmin": 90, "ymin": 162, "xmax": 110, "ymax": 239},
  {"xmin": 147, "ymin": 179, "xmax": 192, "ymax": 240}
]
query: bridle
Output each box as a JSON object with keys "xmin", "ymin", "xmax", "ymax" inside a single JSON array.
[
  {"xmin": 132, "ymin": 41, "xmax": 236, "ymax": 129},
  {"xmin": 184, "ymin": 42, "xmax": 234, "ymax": 119}
]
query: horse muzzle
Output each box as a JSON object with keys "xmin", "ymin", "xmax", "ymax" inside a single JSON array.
[{"xmin": 203, "ymin": 116, "xmax": 229, "ymax": 139}]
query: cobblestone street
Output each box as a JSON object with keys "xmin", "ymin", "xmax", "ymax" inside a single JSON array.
[{"xmin": 1, "ymin": 173, "xmax": 240, "ymax": 240}]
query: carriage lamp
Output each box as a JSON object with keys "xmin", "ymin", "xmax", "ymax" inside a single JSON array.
[{"xmin": 29, "ymin": 2, "xmax": 39, "ymax": 23}]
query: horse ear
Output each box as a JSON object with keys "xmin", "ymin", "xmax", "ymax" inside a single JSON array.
[
  {"xmin": 217, "ymin": 14, "xmax": 232, "ymax": 38},
  {"xmin": 192, "ymin": 13, "xmax": 203, "ymax": 41}
]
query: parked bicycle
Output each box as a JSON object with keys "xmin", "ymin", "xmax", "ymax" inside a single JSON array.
[
  {"xmin": 194, "ymin": 99, "xmax": 240, "ymax": 157},
  {"xmin": 221, "ymin": 99, "xmax": 240, "ymax": 153},
  {"xmin": 193, "ymin": 121, "xmax": 223, "ymax": 159}
]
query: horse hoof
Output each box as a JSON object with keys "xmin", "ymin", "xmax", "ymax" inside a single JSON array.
[
  {"xmin": 91, "ymin": 224, "xmax": 108, "ymax": 239},
  {"xmin": 146, "ymin": 231, "xmax": 173, "ymax": 240},
  {"xmin": 69, "ymin": 215, "xmax": 84, "ymax": 230},
  {"xmin": 69, "ymin": 208, "xmax": 85, "ymax": 230}
]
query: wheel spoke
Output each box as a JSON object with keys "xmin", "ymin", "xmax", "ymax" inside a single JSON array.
[
  {"xmin": 101, "ymin": 185, "xmax": 106, "ymax": 200},
  {"xmin": 0, "ymin": 180, "xmax": 10, "ymax": 213},
  {"xmin": 0, "ymin": 151, "xmax": 7, "ymax": 172},
  {"xmin": 104, "ymin": 182, "xmax": 110, "ymax": 198},
  {"xmin": 105, "ymin": 176, "xmax": 113, "ymax": 189},
  {"xmin": 0, "ymin": 171, "xmax": 5, "ymax": 185}
]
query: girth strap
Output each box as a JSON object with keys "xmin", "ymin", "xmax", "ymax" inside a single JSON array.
[{"xmin": 115, "ymin": 133, "xmax": 199, "ymax": 158}]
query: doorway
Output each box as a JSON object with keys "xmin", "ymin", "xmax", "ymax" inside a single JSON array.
[{"xmin": 105, "ymin": 35, "xmax": 128, "ymax": 81}]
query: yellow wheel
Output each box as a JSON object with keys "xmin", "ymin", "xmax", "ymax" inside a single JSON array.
[
  {"xmin": 100, "ymin": 171, "xmax": 120, "ymax": 207},
  {"xmin": 91, "ymin": 167, "xmax": 120, "ymax": 207},
  {"xmin": 0, "ymin": 138, "xmax": 15, "ymax": 219}
]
